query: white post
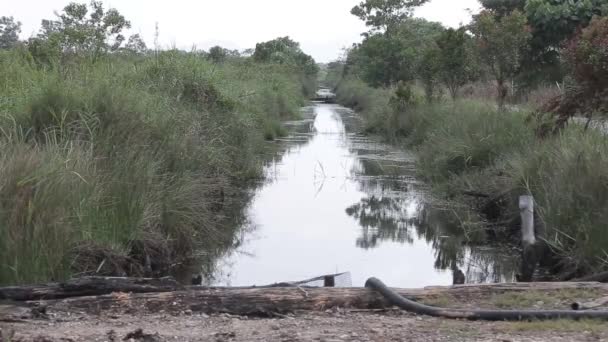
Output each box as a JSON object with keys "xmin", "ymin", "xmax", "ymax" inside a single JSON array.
[{"xmin": 519, "ymin": 195, "xmax": 535, "ymax": 246}]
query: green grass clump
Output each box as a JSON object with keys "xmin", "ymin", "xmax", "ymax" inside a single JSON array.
[{"xmin": 0, "ymin": 48, "xmax": 313, "ymax": 285}]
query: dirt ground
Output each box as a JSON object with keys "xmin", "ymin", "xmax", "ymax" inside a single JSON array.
[
  {"xmin": 3, "ymin": 285, "xmax": 608, "ymax": 342},
  {"xmin": 3, "ymin": 308, "xmax": 608, "ymax": 342}
]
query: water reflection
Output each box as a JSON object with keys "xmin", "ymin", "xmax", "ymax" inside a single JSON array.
[{"xmin": 211, "ymin": 103, "xmax": 516, "ymax": 287}]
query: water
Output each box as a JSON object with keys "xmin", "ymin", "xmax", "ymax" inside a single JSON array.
[{"xmin": 211, "ymin": 103, "xmax": 516, "ymax": 288}]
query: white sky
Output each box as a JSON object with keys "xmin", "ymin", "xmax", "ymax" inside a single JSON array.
[{"xmin": 2, "ymin": 0, "xmax": 481, "ymax": 62}]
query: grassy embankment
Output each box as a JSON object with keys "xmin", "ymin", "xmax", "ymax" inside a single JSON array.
[
  {"xmin": 335, "ymin": 77, "xmax": 608, "ymax": 277},
  {"xmin": 0, "ymin": 49, "xmax": 312, "ymax": 285}
]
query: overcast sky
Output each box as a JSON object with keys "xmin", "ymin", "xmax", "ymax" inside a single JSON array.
[{"xmin": 2, "ymin": 0, "xmax": 481, "ymax": 62}]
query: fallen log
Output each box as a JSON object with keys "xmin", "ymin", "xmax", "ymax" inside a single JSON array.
[
  {"xmin": 0, "ymin": 273, "xmax": 350, "ymax": 302},
  {"xmin": 0, "ymin": 277, "xmax": 183, "ymax": 301},
  {"xmin": 571, "ymin": 296, "xmax": 608, "ymax": 310},
  {"xmin": 6, "ymin": 282, "xmax": 608, "ymax": 318}
]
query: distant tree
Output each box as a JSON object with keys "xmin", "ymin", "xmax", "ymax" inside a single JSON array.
[
  {"xmin": 525, "ymin": 0, "xmax": 608, "ymax": 54},
  {"xmin": 436, "ymin": 27, "xmax": 477, "ymax": 100},
  {"xmin": 253, "ymin": 37, "xmax": 318, "ymax": 76},
  {"xmin": 561, "ymin": 16, "xmax": 608, "ymax": 119},
  {"xmin": 207, "ymin": 45, "xmax": 228, "ymax": 63},
  {"xmin": 346, "ymin": 18, "xmax": 443, "ymax": 87},
  {"xmin": 351, "ymin": 0, "xmax": 430, "ymax": 34},
  {"xmin": 124, "ymin": 34, "xmax": 147, "ymax": 54},
  {"xmin": 0, "ymin": 16, "xmax": 21, "ymax": 49},
  {"xmin": 472, "ymin": 10, "xmax": 531, "ymax": 109},
  {"xmin": 479, "ymin": 0, "xmax": 526, "ymax": 16},
  {"xmin": 481, "ymin": 0, "xmax": 608, "ymax": 86},
  {"xmin": 28, "ymin": 1, "xmax": 131, "ymax": 62},
  {"xmin": 417, "ymin": 46, "xmax": 441, "ymax": 103}
]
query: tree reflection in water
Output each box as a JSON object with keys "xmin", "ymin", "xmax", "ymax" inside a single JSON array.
[{"xmin": 345, "ymin": 132, "xmax": 517, "ymax": 283}]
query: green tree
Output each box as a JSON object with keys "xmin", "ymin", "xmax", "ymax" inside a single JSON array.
[
  {"xmin": 28, "ymin": 1, "xmax": 131, "ymax": 61},
  {"xmin": 417, "ymin": 46, "xmax": 441, "ymax": 102},
  {"xmin": 480, "ymin": 0, "xmax": 526, "ymax": 16},
  {"xmin": 346, "ymin": 18, "xmax": 443, "ymax": 87},
  {"xmin": 0, "ymin": 16, "xmax": 21, "ymax": 49},
  {"xmin": 253, "ymin": 37, "xmax": 318, "ymax": 76},
  {"xmin": 472, "ymin": 10, "xmax": 531, "ymax": 109},
  {"xmin": 436, "ymin": 27, "xmax": 477, "ymax": 100},
  {"xmin": 207, "ymin": 45, "xmax": 229, "ymax": 63},
  {"xmin": 351, "ymin": 0, "xmax": 430, "ymax": 34},
  {"xmin": 124, "ymin": 34, "xmax": 147, "ymax": 54}
]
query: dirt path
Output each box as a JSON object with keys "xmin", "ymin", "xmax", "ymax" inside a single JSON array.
[
  {"xmin": 3, "ymin": 284, "xmax": 608, "ymax": 342},
  {"xmin": 4, "ymin": 309, "xmax": 608, "ymax": 342}
]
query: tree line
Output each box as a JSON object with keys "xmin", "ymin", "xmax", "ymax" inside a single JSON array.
[{"xmin": 330, "ymin": 0, "xmax": 608, "ymax": 117}]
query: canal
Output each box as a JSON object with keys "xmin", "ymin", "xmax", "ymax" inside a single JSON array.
[{"xmin": 211, "ymin": 103, "xmax": 517, "ymax": 287}]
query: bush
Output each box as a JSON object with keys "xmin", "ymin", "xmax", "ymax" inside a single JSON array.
[{"xmin": 562, "ymin": 16, "xmax": 608, "ymax": 115}]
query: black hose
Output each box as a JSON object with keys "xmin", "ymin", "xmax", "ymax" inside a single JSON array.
[{"xmin": 365, "ymin": 277, "xmax": 608, "ymax": 321}]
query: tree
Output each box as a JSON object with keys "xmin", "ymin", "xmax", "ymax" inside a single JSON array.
[
  {"xmin": 480, "ymin": 0, "xmax": 526, "ymax": 16},
  {"xmin": 207, "ymin": 46, "xmax": 228, "ymax": 63},
  {"xmin": 0, "ymin": 16, "xmax": 21, "ymax": 49},
  {"xmin": 472, "ymin": 10, "xmax": 531, "ymax": 109},
  {"xmin": 346, "ymin": 18, "xmax": 443, "ymax": 87},
  {"xmin": 481, "ymin": 0, "xmax": 608, "ymax": 86},
  {"xmin": 351, "ymin": 0, "xmax": 430, "ymax": 34},
  {"xmin": 124, "ymin": 34, "xmax": 147, "ymax": 54},
  {"xmin": 28, "ymin": 1, "xmax": 131, "ymax": 61},
  {"xmin": 253, "ymin": 37, "xmax": 318, "ymax": 76},
  {"xmin": 417, "ymin": 46, "xmax": 441, "ymax": 102},
  {"xmin": 436, "ymin": 27, "xmax": 477, "ymax": 100}
]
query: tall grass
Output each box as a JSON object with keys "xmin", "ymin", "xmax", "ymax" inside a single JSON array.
[
  {"xmin": 0, "ymin": 49, "xmax": 312, "ymax": 284},
  {"xmin": 335, "ymin": 77, "xmax": 608, "ymax": 275}
]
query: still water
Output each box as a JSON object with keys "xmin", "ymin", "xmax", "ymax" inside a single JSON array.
[{"xmin": 212, "ymin": 103, "xmax": 516, "ymax": 288}]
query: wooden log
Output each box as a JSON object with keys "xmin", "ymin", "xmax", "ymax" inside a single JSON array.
[
  {"xmin": 11, "ymin": 282, "xmax": 608, "ymax": 318},
  {"xmin": 0, "ymin": 277, "xmax": 183, "ymax": 301},
  {"xmin": 571, "ymin": 296, "xmax": 608, "ymax": 310},
  {"xmin": 0, "ymin": 274, "xmax": 350, "ymax": 302}
]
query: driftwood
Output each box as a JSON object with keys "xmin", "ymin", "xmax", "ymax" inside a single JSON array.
[
  {"xmin": 0, "ymin": 273, "xmax": 350, "ymax": 302},
  {"xmin": 571, "ymin": 296, "xmax": 608, "ymax": 311},
  {"xmin": 2, "ymin": 281, "xmax": 607, "ymax": 320},
  {"xmin": 0, "ymin": 277, "xmax": 183, "ymax": 301}
]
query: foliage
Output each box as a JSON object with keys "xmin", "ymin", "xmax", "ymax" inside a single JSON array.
[
  {"xmin": 526, "ymin": 0, "xmax": 608, "ymax": 52},
  {"xmin": 0, "ymin": 16, "xmax": 21, "ymax": 49},
  {"xmin": 207, "ymin": 46, "xmax": 228, "ymax": 63},
  {"xmin": 563, "ymin": 16, "xmax": 608, "ymax": 99},
  {"xmin": 472, "ymin": 10, "xmax": 531, "ymax": 109},
  {"xmin": 436, "ymin": 27, "xmax": 478, "ymax": 100},
  {"xmin": 253, "ymin": 36, "xmax": 318, "ymax": 76},
  {"xmin": 539, "ymin": 15, "xmax": 608, "ymax": 129},
  {"xmin": 417, "ymin": 45, "xmax": 442, "ymax": 102},
  {"xmin": 480, "ymin": 0, "xmax": 526, "ymax": 16},
  {"xmin": 351, "ymin": 0, "xmax": 430, "ymax": 34},
  {"xmin": 346, "ymin": 18, "xmax": 443, "ymax": 87},
  {"xmin": 27, "ymin": 1, "xmax": 130, "ymax": 62},
  {"xmin": 124, "ymin": 34, "xmax": 147, "ymax": 54}
]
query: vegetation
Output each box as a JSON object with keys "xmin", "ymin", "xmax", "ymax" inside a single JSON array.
[
  {"xmin": 0, "ymin": 2, "xmax": 316, "ymax": 285},
  {"xmin": 330, "ymin": 0, "xmax": 608, "ymax": 278}
]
